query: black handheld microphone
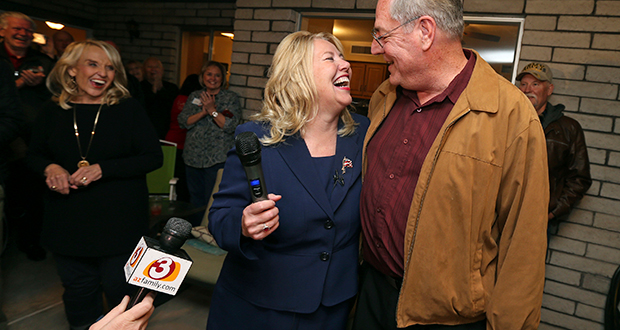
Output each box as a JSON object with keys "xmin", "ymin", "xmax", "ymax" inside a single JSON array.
[
  {"xmin": 125, "ymin": 217, "xmax": 193, "ymax": 310},
  {"xmin": 235, "ymin": 131, "xmax": 268, "ymax": 202}
]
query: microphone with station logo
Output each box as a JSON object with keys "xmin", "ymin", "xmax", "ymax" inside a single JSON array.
[{"xmin": 123, "ymin": 217, "xmax": 193, "ymax": 310}]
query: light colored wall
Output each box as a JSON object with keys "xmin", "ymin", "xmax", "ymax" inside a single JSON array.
[{"xmin": 3, "ymin": 0, "xmax": 620, "ymax": 328}]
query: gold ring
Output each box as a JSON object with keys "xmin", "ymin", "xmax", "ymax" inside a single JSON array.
[
  {"xmin": 51, "ymin": 185, "xmax": 57, "ymax": 190},
  {"xmin": 81, "ymin": 177, "xmax": 87, "ymax": 184}
]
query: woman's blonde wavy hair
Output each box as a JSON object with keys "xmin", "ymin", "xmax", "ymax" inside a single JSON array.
[
  {"xmin": 254, "ymin": 31, "xmax": 357, "ymax": 146},
  {"xmin": 46, "ymin": 40, "xmax": 130, "ymax": 109}
]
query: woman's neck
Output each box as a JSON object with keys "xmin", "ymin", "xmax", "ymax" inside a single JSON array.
[{"xmin": 303, "ymin": 113, "xmax": 339, "ymax": 157}]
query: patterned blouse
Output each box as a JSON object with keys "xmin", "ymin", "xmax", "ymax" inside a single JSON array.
[{"xmin": 178, "ymin": 88, "xmax": 242, "ymax": 168}]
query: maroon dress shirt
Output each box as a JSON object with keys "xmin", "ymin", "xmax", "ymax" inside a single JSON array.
[{"xmin": 360, "ymin": 50, "xmax": 477, "ymax": 278}]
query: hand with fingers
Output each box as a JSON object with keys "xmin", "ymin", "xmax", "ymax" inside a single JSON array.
[
  {"xmin": 241, "ymin": 194, "xmax": 282, "ymax": 240},
  {"xmin": 70, "ymin": 164, "xmax": 103, "ymax": 188},
  {"xmin": 44, "ymin": 164, "xmax": 75, "ymax": 194},
  {"xmin": 89, "ymin": 294, "xmax": 155, "ymax": 330}
]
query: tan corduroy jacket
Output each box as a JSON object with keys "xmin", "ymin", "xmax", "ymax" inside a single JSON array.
[{"xmin": 362, "ymin": 51, "xmax": 549, "ymax": 330}]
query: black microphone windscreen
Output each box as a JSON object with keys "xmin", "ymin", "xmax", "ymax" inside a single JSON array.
[
  {"xmin": 163, "ymin": 217, "xmax": 192, "ymax": 239},
  {"xmin": 235, "ymin": 131, "xmax": 261, "ymax": 167}
]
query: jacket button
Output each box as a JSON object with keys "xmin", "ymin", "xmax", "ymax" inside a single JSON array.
[
  {"xmin": 320, "ymin": 252, "xmax": 330, "ymax": 261},
  {"xmin": 324, "ymin": 220, "xmax": 334, "ymax": 229}
]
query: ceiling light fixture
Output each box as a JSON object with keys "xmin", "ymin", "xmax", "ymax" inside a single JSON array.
[
  {"xmin": 221, "ymin": 32, "xmax": 234, "ymax": 39},
  {"xmin": 45, "ymin": 21, "xmax": 65, "ymax": 30}
]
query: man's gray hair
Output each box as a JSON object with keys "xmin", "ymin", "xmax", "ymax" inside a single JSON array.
[
  {"xmin": 0, "ymin": 11, "xmax": 36, "ymax": 30},
  {"xmin": 390, "ymin": 0, "xmax": 463, "ymax": 40}
]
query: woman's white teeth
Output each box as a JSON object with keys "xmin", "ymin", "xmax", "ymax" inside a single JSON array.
[
  {"xmin": 92, "ymin": 79, "xmax": 106, "ymax": 86},
  {"xmin": 334, "ymin": 77, "xmax": 350, "ymax": 87}
]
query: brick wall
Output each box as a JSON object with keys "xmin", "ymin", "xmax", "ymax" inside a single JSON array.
[{"xmin": 3, "ymin": 0, "xmax": 620, "ymax": 328}]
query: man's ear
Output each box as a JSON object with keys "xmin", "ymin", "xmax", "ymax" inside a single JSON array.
[
  {"xmin": 418, "ymin": 16, "xmax": 436, "ymax": 51},
  {"xmin": 547, "ymin": 83, "xmax": 554, "ymax": 96}
]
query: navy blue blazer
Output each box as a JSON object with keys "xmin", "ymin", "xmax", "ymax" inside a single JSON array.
[{"xmin": 208, "ymin": 113, "xmax": 369, "ymax": 313}]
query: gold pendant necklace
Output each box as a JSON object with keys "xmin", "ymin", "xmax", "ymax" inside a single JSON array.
[{"xmin": 73, "ymin": 103, "xmax": 104, "ymax": 168}]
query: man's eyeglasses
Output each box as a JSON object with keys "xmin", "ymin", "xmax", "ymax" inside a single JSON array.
[{"xmin": 371, "ymin": 16, "xmax": 421, "ymax": 48}]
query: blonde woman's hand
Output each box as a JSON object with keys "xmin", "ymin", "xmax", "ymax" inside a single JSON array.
[{"xmin": 241, "ymin": 194, "xmax": 282, "ymax": 240}]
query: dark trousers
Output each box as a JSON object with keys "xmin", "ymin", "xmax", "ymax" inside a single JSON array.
[
  {"xmin": 54, "ymin": 253, "xmax": 133, "ymax": 328},
  {"xmin": 352, "ymin": 263, "xmax": 486, "ymax": 330},
  {"xmin": 185, "ymin": 163, "xmax": 224, "ymax": 226}
]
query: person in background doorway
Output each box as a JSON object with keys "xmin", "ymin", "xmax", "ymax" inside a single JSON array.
[
  {"xmin": 517, "ymin": 62, "xmax": 592, "ymax": 233},
  {"xmin": 141, "ymin": 57, "xmax": 178, "ymax": 139},
  {"xmin": 178, "ymin": 61, "xmax": 240, "ymax": 224},
  {"xmin": 165, "ymin": 73, "xmax": 201, "ymax": 202},
  {"xmin": 125, "ymin": 60, "xmax": 143, "ymax": 82},
  {"xmin": 53, "ymin": 30, "xmax": 74, "ymax": 59},
  {"xmin": 352, "ymin": 0, "xmax": 549, "ymax": 329}
]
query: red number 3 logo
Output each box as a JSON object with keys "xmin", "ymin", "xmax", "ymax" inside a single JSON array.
[{"xmin": 146, "ymin": 257, "xmax": 176, "ymax": 280}]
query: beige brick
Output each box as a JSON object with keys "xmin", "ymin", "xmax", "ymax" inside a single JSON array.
[
  {"xmin": 249, "ymin": 53, "xmax": 273, "ymax": 66},
  {"xmin": 245, "ymin": 99, "xmax": 263, "ymax": 111},
  {"xmin": 594, "ymin": 213, "xmax": 620, "ymax": 232},
  {"xmin": 196, "ymin": 9, "xmax": 223, "ymax": 18},
  {"xmin": 247, "ymin": 76, "xmax": 268, "ymax": 88},
  {"xmin": 254, "ymin": 9, "xmax": 298, "ymax": 21},
  {"xmin": 548, "ymin": 236, "xmax": 587, "ymax": 255},
  {"xmin": 237, "ymin": 0, "xmax": 272, "ymax": 8},
  {"xmin": 519, "ymin": 46, "xmax": 552, "ymax": 61},
  {"xmin": 617, "ymin": 119, "xmax": 620, "ymax": 133},
  {"xmin": 549, "ymin": 251, "xmax": 618, "ymax": 277},
  {"xmin": 542, "ymin": 293, "xmax": 576, "ymax": 314},
  {"xmin": 273, "ymin": 0, "xmax": 312, "ymax": 7},
  {"xmin": 522, "ymin": 31, "xmax": 591, "ymax": 48},
  {"xmin": 526, "ymin": 0, "xmax": 594, "ymax": 15},
  {"xmin": 580, "ymin": 98, "xmax": 620, "ymax": 117},
  {"xmin": 235, "ymin": 9, "xmax": 254, "ymax": 19},
  {"xmin": 610, "ymin": 152, "xmax": 620, "ymax": 167},
  {"xmin": 596, "ymin": 1, "xmax": 620, "ymax": 16},
  {"xmin": 234, "ymin": 31, "xmax": 252, "ymax": 42},
  {"xmin": 586, "ymin": 66, "xmax": 620, "ymax": 84},
  {"xmin": 549, "ymin": 63, "xmax": 586, "ymax": 80},
  {"xmin": 582, "ymin": 274, "xmax": 612, "ymax": 294},
  {"xmin": 567, "ymin": 209, "xmax": 595, "ymax": 226},
  {"xmin": 232, "ymin": 42, "xmax": 268, "ymax": 54},
  {"xmin": 590, "ymin": 163, "xmax": 620, "ymax": 183},
  {"xmin": 357, "ymin": 0, "xmax": 378, "ymax": 10},
  {"xmin": 231, "ymin": 52, "xmax": 249, "ymax": 64},
  {"xmin": 539, "ymin": 308, "xmax": 603, "ymax": 330},
  {"xmin": 230, "ymin": 64, "xmax": 267, "ymax": 77},
  {"xmin": 553, "ymin": 48, "xmax": 620, "ymax": 68},
  {"xmin": 463, "ymin": 0, "xmax": 524, "ymax": 13},
  {"xmin": 545, "ymin": 264, "xmax": 582, "ymax": 285},
  {"xmin": 578, "ymin": 195, "xmax": 620, "ymax": 219},
  {"xmin": 559, "ymin": 221, "xmax": 620, "ymax": 249},
  {"xmin": 586, "ymin": 243, "xmax": 620, "ymax": 264},
  {"xmin": 312, "ymin": 0, "xmax": 356, "ymax": 9},
  {"xmin": 242, "ymin": 108, "xmax": 259, "ymax": 120},
  {"xmin": 593, "ymin": 34, "xmax": 620, "ymax": 51},
  {"xmin": 575, "ymin": 304, "xmax": 605, "ymax": 323},
  {"xmin": 235, "ymin": 20, "xmax": 270, "ymax": 31},
  {"xmin": 525, "ymin": 15, "xmax": 557, "ymax": 30},
  {"xmin": 543, "ymin": 280, "xmax": 607, "ymax": 308},
  {"xmin": 252, "ymin": 31, "xmax": 289, "ymax": 43},
  {"xmin": 548, "ymin": 95, "xmax": 580, "ymax": 111},
  {"xmin": 558, "ymin": 16, "xmax": 620, "ymax": 32},
  {"xmin": 587, "ymin": 181, "xmax": 601, "ymax": 195},
  {"xmin": 601, "ymin": 182, "xmax": 620, "ymax": 200},
  {"xmin": 538, "ymin": 323, "xmax": 565, "ymax": 330},
  {"xmin": 567, "ymin": 113, "xmax": 613, "ymax": 132},
  {"xmin": 272, "ymin": 21, "xmax": 296, "ymax": 32},
  {"xmin": 228, "ymin": 74, "xmax": 247, "ymax": 86},
  {"xmin": 553, "ymin": 79, "xmax": 618, "ymax": 100}
]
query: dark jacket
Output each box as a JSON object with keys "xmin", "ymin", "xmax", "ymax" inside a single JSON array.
[
  {"xmin": 541, "ymin": 102, "xmax": 592, "ymax": 220},
  {"xmin": 0, "ymin": 61, "xmax": 23, "ymax": 183}
]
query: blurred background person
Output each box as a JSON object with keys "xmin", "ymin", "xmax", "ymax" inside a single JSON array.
[
  {"xmin": 125, "ymin": 60, "xmax": 143, "ymax": 82},
  {"xmin": 178, "ymin": 61, "xmax": 240, "ymax": 223},
  {"xmin": 27, "ymin": 40, "xmax": 162, "ymax": 330},
  {"xmin": 52, "ymin": 30, "xmax": 74, "ymax": 59},
  {"xmin": 0, "ymin": 11, "xmax": 54, "ymax": 261},
  {"xmin": 164, "ymin": 73, "xmax": 201, "ymax": 202},
  {"xmin": 207, "ymin": 31, "xmax": 369, "ymax": 330},
  {"xmin": 141, "ymin": 57, "xmax": 178, "ymax": 140}
]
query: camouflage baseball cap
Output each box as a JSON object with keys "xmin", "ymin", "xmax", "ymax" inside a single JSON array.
[{"xmin": 517, "ymin": 62, "xmax": 553, "ymax": 83}]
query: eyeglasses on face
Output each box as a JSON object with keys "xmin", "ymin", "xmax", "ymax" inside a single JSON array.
[{"xmin": 371, "ymin": 16, "xmax": 421, "ymax": 48}]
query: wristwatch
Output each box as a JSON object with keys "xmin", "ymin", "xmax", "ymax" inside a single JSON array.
[{"xmin": 211, "ymin": 111, "xmax": 219, "ymax": 118}]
